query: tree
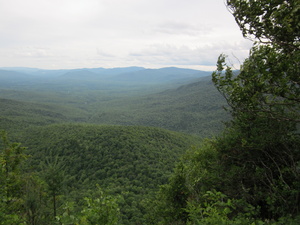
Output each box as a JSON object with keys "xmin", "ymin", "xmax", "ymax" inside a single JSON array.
[
  {"xmin": 211, "ymin": 0, "xmax": 300, "ymax": 220},
  {"xmin": 226, "ymin": 0, "xmax": 299, "ymax": 52},
  {"xmin": 23, "ymin": 174, "xmax": 46, "ymax": 225},
  {"xmin": 56, "ymin": 186, "xmax": 122, "ymax": 225},
  {"xmin": 0, "ymin": 131, "xmax": 27, "ymax": 224},
  {"xmin": 80, "ymin": 188, "xmax": 121, "ymax": 225},
  {"xmin": 213, "ymin": 0, "xmax": 300, "ymax": 123},
  {"xmin": 41, "ymin": 154, "xmax": 66, "ymax": 220},
  {"xmin": 151, "ymin": 0, "xmax": 300, "ymax": 223}
]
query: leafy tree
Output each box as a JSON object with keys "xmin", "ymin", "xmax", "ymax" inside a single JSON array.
[
  {"xmin": 185, "ymin": 190, "xmax": 261, "ymax": 225},
  {"xmin": 0, "ymin": 131, "xmax": 27, "ymax": 225},
  {"xmin": 56, "ymin": 186, "xmax": 122, "ymax": 225},
  {"xmin": 227, "ymin": 0, "xmax": 299, "ymax": 52},
  {"xmin": 80, "ymin": 188, "xmax": 121, "ymax": 225},
  {"xmin": 215, "ymin": 0, "xmax": 300, "ymax": 123},
  {"xmin": 151, "ymin": 0, "xmax": 300, "ymax": 223},
  {"xmin": 211, "ymin": 0, "xmax": 300, "ymax": 220}
]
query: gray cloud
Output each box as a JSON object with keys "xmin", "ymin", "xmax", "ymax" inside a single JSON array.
[
  {"xmin": 128, "ymin": 40, "xmax": 252, "ymax": 69},
  {"xmin": 154, "ymin": 21, "xmax": 213, "ymax": 36},
  {"xmin": 0, "ymin": 0, "xmax": 252, "ymax": 69}
]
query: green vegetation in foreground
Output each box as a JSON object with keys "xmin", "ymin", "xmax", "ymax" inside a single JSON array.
[
  {"xmin": 0, "ymin": 130, "xmax": 124, "ymax": 225},
  {"xmin": 17, "ymin": 124, "xmax": 201, "ymax": 224},
  {"xmin": 150, "ymin": 0, "xmax": 300, "ymax": 224}
]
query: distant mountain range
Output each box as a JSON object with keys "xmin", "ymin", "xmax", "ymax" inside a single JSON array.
[{"xmin": 0, "ymin": 66, "xmax": 212, "ymax": 88}]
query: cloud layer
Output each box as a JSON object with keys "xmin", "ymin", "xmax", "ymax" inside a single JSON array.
[{"xmin": 0, "ymin": 0, "xmax": 252, "ymax": 70}]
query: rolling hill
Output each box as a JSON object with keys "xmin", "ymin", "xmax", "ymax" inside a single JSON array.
[
  {"xmin": 21, "ymin": 123, "xmax": 202, "ymax": 224},
  {"xmin": 86, "ymin": 76, "xmax": 229, "ymax": 136},
  {"xmin": 0, "ymin": 76, "xmax": 228, "ymax": 137},
  {"xmin": 0, "ymin": 66, "xmax": 230, "ymax": 224},
  {"xmin": 0, "ymin": 97, "xmax": 88, "ymax": 136}
]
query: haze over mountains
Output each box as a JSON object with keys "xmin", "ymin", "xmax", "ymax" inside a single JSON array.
[{"xmin": 0, "ymin": 66, "xmax": 211, "ymax": 88}]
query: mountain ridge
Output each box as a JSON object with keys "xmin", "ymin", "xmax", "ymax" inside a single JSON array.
[{"xmin": 0, "ymin": 66, "xmax": 213, "ymax": 95}]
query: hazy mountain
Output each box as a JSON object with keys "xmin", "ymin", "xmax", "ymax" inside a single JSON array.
[
  {"xmin": 86, "ymin": 66, "xmax": 145, "ymax": 75},
  {"xmin": 0, "ymin": 66, "xmax": 145, "ymax": 78},
  {"xmin": 0, "ymin": 66, "xmax": 210, "ymax": 83},
  {"xmin": 0, "ymin": 67, "xmax": 70, "ymax": 77},
  {"xmin": 108, "ymin": 67, "xmax": 210, "ymax": 83},
  {"xmin": 59, "ymin": 69, "xmax": 100, "ymax": 80},
  {"xmin": 0, "ymin": 69, "xmax": 36, "ymax": 87},
  {"xmin": 0, "ymin": 66, "xmax": 213, "ymax": 95}
]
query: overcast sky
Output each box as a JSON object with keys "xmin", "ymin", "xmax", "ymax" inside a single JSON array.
[{"xmin": 0, "ymin": 0, "xmax": 253, "ymax": 70}]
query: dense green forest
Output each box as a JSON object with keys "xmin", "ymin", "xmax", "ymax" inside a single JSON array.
[
  {"xmin": 24, "ymin": 124, "xmax": 203, "ymax": 224},
  {"xmin": 1, "ymin": 0, "xmax": 299, "ymax": 224},
  {"xmin": 0, "ymin": 75, "xmax": 228, "ymax": 137},
  {"xmin": 0, "ymin": 58, "xmax": 226, "ymax": 225}
]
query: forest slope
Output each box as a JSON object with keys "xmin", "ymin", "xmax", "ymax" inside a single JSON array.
[
  {"xmin": 87, "ymin": 77, "xmax": 229, "ymax": 136},
  {"xmin": 21, "ymin": 123, "xmax": 201, "ymax": 224},
  {"xmin": 0, "ymin": 97, "xmax": 88, "ymax": 135},
  {"xmin": 0, "ymin": 75, "xmax": 229, "ymax": 137}
]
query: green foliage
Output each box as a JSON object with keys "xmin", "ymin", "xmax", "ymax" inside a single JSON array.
[
  {"xmin": 227, "ymin": 0, "xmax": 299, "ymax": 52},
  {"xmin": 152, "ymin": 131, "xmax": 300, "ymax": 223},
  {"xmin": 22, "ymin": 174, "xmax": 46, "ymax": 225},
  {"xmin": 1, "ymin": 1, "xmax": 298, "ymax": 224},
  {"xmin": 211, "ymin": 0, "xmax": 300, "ymax": 219},
  {"xmin": 186, "ymin": 190, "xmax": 261, "ymax": 225},
  {"xmin": 215, "ymin": 0, "xmax": 300, "ymax": 124},
  {"xmin": 0, "ymin": 97, "xmax": 88, "ymax": 138},
  {"xmin": 147, "ymin": 140, "xmax": 220, "ymax": 224},
  {"xmin": 0, "ymin": 75, "xmax": 228, "ymax": 137},
  {"xmin": 0, "ymin": 131, "xmax": 27, "ymax": 225},
  {"xmin": 152, "ymin": 0, "xmax": 300, "ymax": 224},
  {"xmin": 213, "ymin": 47, "xmax": 299, "ymax": 124},
  {"xmin": 153, "ymin": 163, "xmax": 189, "ymax": 224},
  {"xmin": 41, "ymin": 154, "xmax": 66, "ymax": 219},
  {"xmin": 56, "ymin": 187, "xmax": 122, "ymax": 225},
  {"xmin": 80, "ymin": 188, "xmax": 121, "ymax": 225},
  {"xmin": 21, "ymin": 124, "xmax": 201, "ymax": 224},
  {"xmin": 87, "ymin": 78, "xmax": 229, "ymax": 136},
  {"xmin": 214, "ymin": 127, "xmax": 300, "ymax": 218}
]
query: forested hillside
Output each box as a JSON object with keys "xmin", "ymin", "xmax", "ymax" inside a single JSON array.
[
  {"xmin": 0, "ymin": 98, "xmax": 88, "ymax": 134},
  {"xmin": 1, "ymin": 124, "xmax": 201, "ymax": 224},
  {"xmin": 0, "ymin": 73, "xmax": 229, "ymax": 137},
  {"xmin": 0, "ymin": 67, "xmax": 226, "ymax": 224},
  {"xmin": 86, "ymin": 76, "xmax": 229, "ymax": 136}
]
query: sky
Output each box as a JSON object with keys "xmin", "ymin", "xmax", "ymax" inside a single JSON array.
[{"xmin": 0, "ymin": 0, "xmax": 253, "ymax": 71}]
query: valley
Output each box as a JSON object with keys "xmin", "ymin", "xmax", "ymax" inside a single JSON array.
[{"xmin": 0, "ymin": 66, "xmax": 228, "ymax": 224}]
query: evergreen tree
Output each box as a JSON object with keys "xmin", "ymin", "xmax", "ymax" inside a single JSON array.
[{"xmin": 41, "ymin": 154, "xmax": 66, "ymax": 220}]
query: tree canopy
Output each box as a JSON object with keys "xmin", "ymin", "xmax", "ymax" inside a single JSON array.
[
  {"xmin": 213, "ymin": 0, "xmax": 300, "ymax": 124},
  {"xmin": 152, "ymin": 0, "xmax": 300, "ymax": 224},
  {"xmin": 227, "ymin": 0, "xmax": 299, "ymax": 52}
]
